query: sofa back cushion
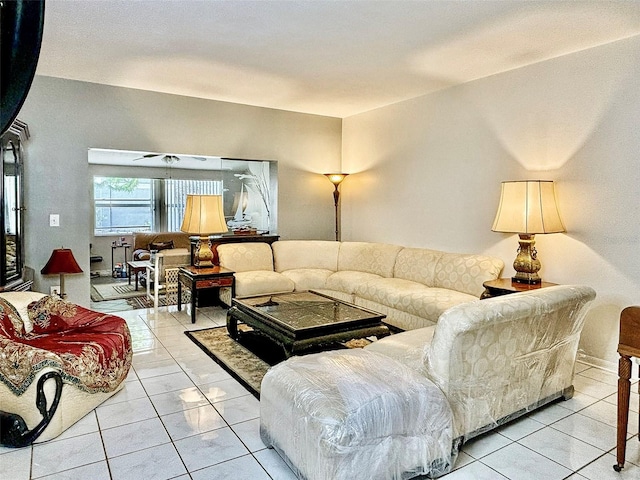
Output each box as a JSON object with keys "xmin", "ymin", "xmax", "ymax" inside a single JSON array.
[
  {"xmin": 337, "ymin": 242, "xmax": 402, "ymax": 277},
  {"xmin": 133, "ymin": 232, "xmax": 191, "ymax": 250},
  {"xmin": 433, "ymin": 253, "xmax": 504, "ymax": 297},
  {"xmin": 426, "ymin": 285, "xmax": 596, "ymax": 436},
  {"xmin": 393, "ymin": 248, "xmax": 444, "ymax": 286},
  {"xmin": 272, "ymin": 240, "xmax": 340, "ymax": 272},
  {"xmin": 217, "ymin": 243, "xmax": 274, "ymax": 273}
]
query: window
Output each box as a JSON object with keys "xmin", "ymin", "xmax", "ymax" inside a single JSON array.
[
  {"xmin": 94, "ymin": 177, "xmax": 153, "ymax": 234},
  {"xmin": 165, "ymin": 179, "xmax": 222, "ymax": 231},
  {"xmin": 93, "ymin": 177, "xmax": 222, "ymax": 235}
]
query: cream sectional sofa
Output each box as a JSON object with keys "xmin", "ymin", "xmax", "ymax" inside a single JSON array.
[
  {"xmin": 218, "ymin": 240, "xmax": 504, "ymax": 331},
  {"xmin": 260, "ymin": 285, "xmax": 597, "ymax": 479}
]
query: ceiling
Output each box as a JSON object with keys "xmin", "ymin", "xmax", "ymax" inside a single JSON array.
[{"xmin": 37, "ymin": 0, "xmax": 640, "ymax": 118}]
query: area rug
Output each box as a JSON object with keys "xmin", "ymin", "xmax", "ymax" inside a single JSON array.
[
  {"xmin": 91, "ymin": 282, "xmax": 145, "ymax": 301},
  {"xmin": 185, "ymin": 325, "xmax": 370, "ymax": 398},
  {"xmin": 126, "ymin": 292, "xmax": 191, "ymax": 309}
]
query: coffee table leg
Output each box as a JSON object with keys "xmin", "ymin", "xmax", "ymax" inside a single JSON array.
[{"xmin": 227, "ymin": 308, "xmax": 239, "ymax": 339}]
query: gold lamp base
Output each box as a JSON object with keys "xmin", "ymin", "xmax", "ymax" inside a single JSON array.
[
  {"xmin": 512, "ymin": 234, "xmax": 542, "ymax": 284},
  {"xmin": 193, "ymin": 236, "xmax": 214, "ymax": 268}
]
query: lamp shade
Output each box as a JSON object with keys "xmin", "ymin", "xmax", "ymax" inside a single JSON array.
[
  {"xmin": 41, "ymin": 248, "xmax": 83, "ymax": 275},
  {"xmin": 324, "ymin": 173, "xmax": 348, "ymax": 186},
  {"xmin": 492, "ymin": 180, "xmax": 565, "ymax": 234},
  {"xmin": 180, "ymin": 194, "xmax": 229, "ymax": 235}
]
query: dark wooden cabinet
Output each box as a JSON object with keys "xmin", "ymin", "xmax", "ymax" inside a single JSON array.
[{"xmin": 0, "ymin": 120, "xmax": 29, "ymax": 291}]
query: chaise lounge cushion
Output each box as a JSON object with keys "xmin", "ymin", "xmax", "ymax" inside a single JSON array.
[{"xmin": 260, "ymin": 349, "xmax": 455, "ymax": 480}]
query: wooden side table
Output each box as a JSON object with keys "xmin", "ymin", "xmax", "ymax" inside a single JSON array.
[
  {"xmin": 127, "ymin": 260, "xmax": 150, "ymax": 291},
  {"xmin": 481, "ymin": 278, "xmax": 558, "ymax": 299},
  {"xmin": 614, "ymin": 306, "xmax": 640, "ymax": 472},
  {"xmin": 177, "ymin": 266, "xmax": 235, "ymax": 323}
]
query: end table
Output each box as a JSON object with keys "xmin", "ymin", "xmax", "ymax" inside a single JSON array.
[
  {"xmin": 177, "ymin": 266, "xmax": 235, "ymax": 323},
  {"xmin": 481, "ymin": 278, "xmax": 558, "ymax": 299}
]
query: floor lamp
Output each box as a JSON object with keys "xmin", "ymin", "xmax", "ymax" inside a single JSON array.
[{"xmin": 324, "ymin": 173, "xmax": 348, "ymax": 241}]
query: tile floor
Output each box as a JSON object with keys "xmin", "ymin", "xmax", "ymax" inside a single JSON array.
[{"xmin": 1, "ymin": 303, "xmax": 639, "ymax": 480}]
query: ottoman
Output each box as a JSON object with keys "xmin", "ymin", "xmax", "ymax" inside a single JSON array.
[{"xmin": 260, "ymin": 349, "xmax": 456, "ymax": 480}]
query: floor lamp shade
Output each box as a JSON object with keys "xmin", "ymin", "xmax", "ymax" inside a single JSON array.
[
  {"xmin": 492, "ymin": 180, "xmax": 565, "ymax": 284},
  {"xmin": 41, "ymin": 248, "xmax": 83, "ymax": 297},
  {"xmin": 180, "ymin": 195, "xmax": 228, "ymax": 268}
]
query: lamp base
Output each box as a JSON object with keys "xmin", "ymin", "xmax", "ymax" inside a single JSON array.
[
  {"xmin": 193, "ymin": 236, "xmax": 214, "ymax": 268},
  {"xmin": 512, "ymin": 234, "xmax": 542, "ymax": 284}
]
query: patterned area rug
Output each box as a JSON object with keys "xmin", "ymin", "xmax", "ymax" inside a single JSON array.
[
  {"xmin": 126, "ymin": 292, "xmax": 191, "ymax": 309},
  {"xmin": 91, "ymin": 282, "xmax": 144, "ymax": 301},
  {"xmin": 185, "ymin": 325, "xmax": 371, "ymax": 398}
]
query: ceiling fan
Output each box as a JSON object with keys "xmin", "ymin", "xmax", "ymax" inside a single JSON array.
[{"xmin": 132, "ymin": 153, "xmax": 207, "ymax": 164}]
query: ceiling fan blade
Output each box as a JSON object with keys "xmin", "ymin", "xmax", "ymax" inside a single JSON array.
[{"xmin": 132, "ymin": 153, "xmax": 162, "ymax": 161}]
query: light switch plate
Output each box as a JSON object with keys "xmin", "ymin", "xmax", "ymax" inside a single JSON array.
[{"xmin": 49, "ymin": 214, "xmax": 60, "ymax": 227}]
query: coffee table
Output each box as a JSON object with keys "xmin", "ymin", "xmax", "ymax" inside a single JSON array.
[{"xmin": 226, "ymin": 291, "xmax": 389, "ymax": 357}]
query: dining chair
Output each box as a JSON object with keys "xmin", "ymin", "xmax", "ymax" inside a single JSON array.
[{"xmin": 614, "ymin": 306, "xmax": 640, "ymax": 472}]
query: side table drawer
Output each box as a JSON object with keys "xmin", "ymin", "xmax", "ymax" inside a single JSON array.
[{"xmin": 195, "ymin": 277, "xmax": 234, "ymax": 289}]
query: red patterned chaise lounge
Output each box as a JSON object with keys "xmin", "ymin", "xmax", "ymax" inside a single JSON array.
[{"xmin": 0, "ymin": 292, "xmax": 132, "ymax": 447}]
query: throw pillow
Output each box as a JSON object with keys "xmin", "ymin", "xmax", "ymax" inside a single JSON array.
[
  {"xmin": 133, "ymin": 249, "xmax": 151, "ymax": 261},
  {"xmin": 27, "ymin": 295, "xmax": 78, "ymax": 334},
  {"xmin": 0, "ymin": 291, "xmax": 47, "ymax": 334},
  {"xmin": 148, "ymin": 240, "xmax": 174, "ymax": 251},
  {"xmin": 0, "ymin": 297, "xmax": 26, "ymax": 336}
]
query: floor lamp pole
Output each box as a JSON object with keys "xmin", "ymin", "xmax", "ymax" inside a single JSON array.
[
  {"xmin": 324, "ymin": 173, "xmax": 348, "ymax": 242},
  {"xmin": 333, "ymin": 186, "xmax": 340, "ymax": 241}
]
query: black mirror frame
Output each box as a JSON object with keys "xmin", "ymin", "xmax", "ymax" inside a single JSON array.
[{"xmin": 1, "ymin": 0, "xmax": 45, "ymax": 135}]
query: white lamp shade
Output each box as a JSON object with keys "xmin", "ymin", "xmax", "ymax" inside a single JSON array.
[
  {"xmin": 180, "ymin": 195, "xmax": 229, "ymax": 235},
  {"xmin": 492, "ymin": 180, "xmax": 565, "ymax": 234}
]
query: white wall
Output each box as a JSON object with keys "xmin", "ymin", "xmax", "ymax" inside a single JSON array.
[
  {"xmin": 19, "ymin": 76, "xmax": 342, "ymax": 305},
  {"xmin": 342, "ymin": 35, "xmax": 640, "ymax": 367}
]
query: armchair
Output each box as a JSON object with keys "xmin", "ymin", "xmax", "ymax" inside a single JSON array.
[
  {"xmin": 145, "ymin": 248, "xmax": 191, "ymax": 308},
  {"xmin": 0, "ymin": 292, "xmax": 132, "ymax": 446}
]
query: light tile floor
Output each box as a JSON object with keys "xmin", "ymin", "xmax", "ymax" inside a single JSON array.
[{"xmin": 1, "ymin": 303, "xmax": 639, "ymax": 480}]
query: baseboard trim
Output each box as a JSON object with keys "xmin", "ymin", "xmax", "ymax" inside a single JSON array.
[{"xmin": 577, "ymin": 353, "xmax": 617, "ymax": 373}]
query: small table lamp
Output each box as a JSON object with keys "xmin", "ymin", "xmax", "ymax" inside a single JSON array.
[
  {"xmin": 324, "ymin": 173, "xmax": 349, "ymax": 241},
  {"xmin": 492, "ymin": 180, "xmax": 565, "ymax": 284},
  {"xmin": 41, "ymin": 248, "xmax": 83, "ymax": 298},
  {"xmin": 181, "ymin": 194, "xmax": 228, "ymax": 268}
]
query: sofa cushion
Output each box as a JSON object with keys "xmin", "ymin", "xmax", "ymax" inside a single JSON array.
[
  {"xmin": 218, "ymin": 243, "xmax": 274, "ymax": 273},
  {"xmin": 364, "ymin": 326, "xmax": 436, "ymax": 372},
  {"xmin": 325, "ymin": 271, "xmax": 383, "ymax": 295},
  {"xmin": 393, "ymin": 248, "xmax": 443, "ymax": 286},
  {"xmin": 355, "ymin": 278, "xmax": 478, "ymax": 325},
  {"xmin": 234, "ymin": 271, "xmax": 295, "ymax": 298},
  {"xmin": 337, "ymin": 242, "xmax": 402, "ymax": 277},
  {"xmin": 281, "ymin": 269, "xmax": 334, "ymax": 291},
  {"xmin": 273, "ymin": 240, "xmax": 340, "ymax": 272},
  {"xmin": 433, "ymin": 253, "xmax": 504, "ymax": 297}
]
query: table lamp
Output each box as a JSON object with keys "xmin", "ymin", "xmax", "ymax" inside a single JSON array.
[
  {"xmin": 180, "ymin": 194, "xmax": 228, "ymax": 268},
  {"xmin": 492, "ymin": 180, "xmax": 565, "ymax": 284},
  {"xmin": 324, "ymin": 173, "xmax": 348, "ymax": 241},
  {"xmin": 41, "ymin": 248, "xmax": 83, "ymax": 298}
]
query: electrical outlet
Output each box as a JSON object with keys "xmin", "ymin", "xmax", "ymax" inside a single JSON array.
[
  {"xmin": 50, "ymin": 214, "xmax": 60, "ymax": 227},
  {"xmin": 50, "ymin": 286, "xmax": 60, "ymax": 296}
]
